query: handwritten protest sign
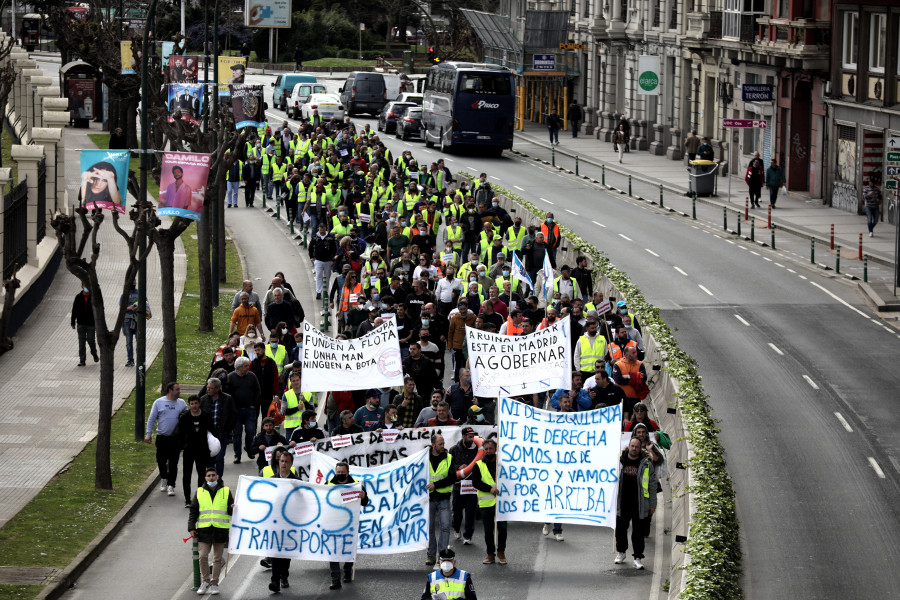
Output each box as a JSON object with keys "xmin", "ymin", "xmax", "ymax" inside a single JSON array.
[
  {"xmin": 228, "ymin": 476, "xmax": 361, "ymax": 561},
  {"xmin": 497, "ymin": 398, "xmax": 621, "ymax": 527},
  {"xmin": 310, "ymin": 449, "xmax": 430, "ymax": 554},
  {"xmin": 301, "ymin": 320, "xmax": 404, "ymax": 392},
  {"xmin": 467, "ymin": 316, "xmax": 572, "ymax": 396}
]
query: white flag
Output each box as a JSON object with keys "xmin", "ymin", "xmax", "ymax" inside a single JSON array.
[
  {"xmin": 511, "ymin": 251, "xmax": 533, "ymax": 290},
  {"xmin": 542, "ymin": 250, "xmax": 554, "ymax": 300}
]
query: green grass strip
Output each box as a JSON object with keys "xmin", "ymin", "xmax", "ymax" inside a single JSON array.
[{"xmin": 457, "ymin": 172, "xmax": 742, "ymax": 599}]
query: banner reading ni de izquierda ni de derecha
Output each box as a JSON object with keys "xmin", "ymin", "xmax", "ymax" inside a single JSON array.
[{"xmin": 467, "ymin": 316, "xmax": 572, "ymax": 396}]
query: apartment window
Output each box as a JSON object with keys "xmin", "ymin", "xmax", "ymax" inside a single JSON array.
[
  {"xmin": 842, "ymin": 12, "xmax": 858, "ymax": 69},
  {"xmin": 584, "ymin": 0, "xmax": 590, "ymax": 18},
  {"xmin": 869, "ymin": 13, "xmax": 886, "ymax": 73},
  {"xmin": 724, "ymin": 0, "xmax": 740, "ymax": 39}
]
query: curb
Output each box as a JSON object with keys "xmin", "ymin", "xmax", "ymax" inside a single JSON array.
[{"xmin": 34, "ymin": 471, "xmax": 161, "ymax": 600}]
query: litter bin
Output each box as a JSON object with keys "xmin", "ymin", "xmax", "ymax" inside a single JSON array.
[{"xmin": 689, "ymin": 160, "xmax": 718, "ymax": 197}]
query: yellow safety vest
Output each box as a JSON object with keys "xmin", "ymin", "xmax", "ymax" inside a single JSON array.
[
  {"xmin": 476, "ymin": 460, "xmax": 496, "ymax": 508},
  {"xmin": 429, "ymin": 454, "xmax": 454, "ymax": 495},
  {"xmin": 495, "ymin": 276, "xmax": 518, "ymax": 293},
  {"xmin": 263, "ymin": 465, "xmax": 297, "ymax": 477},
  {"xmin": 264, "ymin": 344, "xmax": 287, "ymax": 374},
  {"xmin": 196, "ymin": 487, "xmax": 230, "ymax": 529},
  {"xmin": 578, "ymin": 335, "xmax": 606, "ymax": 371},
  {"xmin": 446, "ymin": 225, "xmax": 463, "ymax": 251},
  {"xmin": 282, "ymin": 389, "xmax": 316, "ymax": 430},
  {"xmin": 506, "ymin": 225, "xmax": 526, "ymax": 252},
  {"xmin": 553, "ymin": 276, "xmax": 580, "ymax": 299},
  {"xmin": 260, "ymin": 153, "xmax": 272, "ymax": 175},
  {"xmin": 271, "ymin": 162, "xmax": 288, "ymax": 183},
  {"xmin": 428, "ymin": 569, "xmax": 469, "ymax": 599}
]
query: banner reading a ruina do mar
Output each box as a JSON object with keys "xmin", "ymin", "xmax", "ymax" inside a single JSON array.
[
  {"xmin": 167, "ymin": 84, "xmax": 204, "ymax": 126},
  {"xmin": 231, "ymin": 84, "xmax": 265, "ymax": 130},
  {"xmin": 157, "ymin": 152, "xmax": 210, "ymax": 221}
]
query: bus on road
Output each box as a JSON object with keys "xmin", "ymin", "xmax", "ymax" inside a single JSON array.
[{"xmin": 422, "ymin": 62, "xmax": 516, "ymax": 156}]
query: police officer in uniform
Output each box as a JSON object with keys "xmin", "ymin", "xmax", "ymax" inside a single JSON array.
[{"xmin": 421, "ymin": 548, "xmax": 477, "ymax": 599}]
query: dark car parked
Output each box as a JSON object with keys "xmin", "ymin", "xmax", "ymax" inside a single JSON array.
[
  {"xmin": 377, "ymin": 101, "xmax": 416, "ymax": 134},
  {"xmin": 396, "ymin": 106, "xmax": 423, "ymax": 141}
]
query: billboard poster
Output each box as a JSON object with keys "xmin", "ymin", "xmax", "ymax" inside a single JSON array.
[
  {"xmin": 120, "ymin": 41, "xmax": 136, "ymax": 75},
  {"xmin": 245, "ymin": 0, "xmax": 292, "ymax": 28},
  {"xmin": 79, "ymin": 149, "xmax": 130, "ymax": 214},
  {"xmin": 168, "ymin": 55, "xmax": 199, "ymax": 83},
  {"xmin": 217, "ymin": 56, "xmax": 246, "ymax": 97},
  {"xmin": 167, "ymin": 84, "xmax": 204, "ymax": 126},
  {"xmin": 637, "ymin": 55, "xmax": 660, "ymax": 96},
  {"xmin": 230, "ymin": 84, "xmax": 264, "ymax": 129},
  {"xmin": 67, "ymin": 78, "xmax": 96, "ymax": 120},
  {"xmin": 157, "ymin": 152, "xmax": 210, "ymax": 220}
]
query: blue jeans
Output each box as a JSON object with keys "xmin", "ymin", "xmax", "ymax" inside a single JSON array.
[
  {"xmin": 226, "ymin": 181, "xmax": 240, "ymax": 206},
  {"xmin": 428, "ymin": 498, "xmax": 451, "ymax": 557},
  {"xmin": 866, "ymin": 205, "xmax": 880, "ymax": 233},
  {"xmin": 123, "ymin": 320, "xmax": 136, "ymax": 363},
  {"xmin": 452, "ymin": 487, "xmax": 477, "ymax": 540},
  {"xmin": 233, "ymin": 407, "xmax": 258, "ymax": 459}
]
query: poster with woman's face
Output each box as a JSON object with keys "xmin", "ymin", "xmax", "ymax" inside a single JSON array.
[
  {"xmin": 157, "ymin": 152, "xmax": 210, "ymax": 221},
  {"xmin": 80, "ymin": 150, "xmax": 130, "ymax": 214}
]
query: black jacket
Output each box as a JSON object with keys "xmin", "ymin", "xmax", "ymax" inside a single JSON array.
[
  {"xmin": 309, "ymin": 232, "xmax": 337, "ymax": 262},
  {"xmin": 188, "ymin": 483, "xmax": 235, "ymax": 543},
  {"xmin": 250, "ymin": 430, "xmax": 288, "ymax": 468},
  {"xmin": 71, "ymin": 292, "xmax": 94, "ymax": 327},
  {"xmin": 200, "ymin": 392, "xmax": 238, "ymax": 439}
]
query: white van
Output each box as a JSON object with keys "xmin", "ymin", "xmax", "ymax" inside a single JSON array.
[{"xmin": 381, "ymin": 73, "xmax": 401, "ymax": 102}]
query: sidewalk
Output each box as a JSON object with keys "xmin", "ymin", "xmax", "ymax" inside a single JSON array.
[
  {"xmin": 0, "ymin": 122, "xmax": 186, "ymax": 528},
  {"xmin": 513, "ymin": 121, "xmax": 898, "ymax": 270}
]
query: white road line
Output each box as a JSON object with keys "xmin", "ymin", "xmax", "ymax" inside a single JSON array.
[
  {"xmin": 868, "ymin": 457, "xmax": 886, "ymax": 479},
  {"xmin": 645, "ymin": 249, "xmax": 659, "ymax": 257},
  {"xmin": 444, "ymin": 158, "xmax": 454, "ymax": 162},
  {"xmin": 834, "ymin": 412, "xmax": 853, "ymax": 433},
  {"xmin": 726, "ymin": 240, "xmax": 735, "ymax": 245},
  {"xmin": 763, "ymin": 257, "xmax": 773, "ymax": 262},
  {"xmin": 593, "ymin": 221, "xmax": 607, "ymax": 228},
  {"xmin": 466, "ymin": 166, "xmax": 477, "ymax": 171},
  {"xmin": 490, "ymin": 176, "xmax": 502, "ymax": 181},
  {"xmin": 767, "ymin": 343, "xmax": 784, "ymax": 356},
  {"xmin": 798, "ymin": 275, "xmax": 807, "ymax": 280},
  {"xmin": 809, "ymin": 281, "xmax": 871, "ymax": 319},
  {"xmin": 691, "ymin": 225, "xmax": 699, "ymax": 230},
  {"xmin": 775, "ymin": 262, "xmax": 785, "ymax": 268},
  {"xmin": 565, "ymin": 209, "xmax": 579, "ymax": 215},
  {"xmin": 750, "ymin": 251, "xmax": 760, "ymax": 256},
  {"xmin": 619, "ymin": 234, "xmax": 633, "ymax": 242},
  {"xmin": 698, "ymin": 284, "xmax": 714, "ymax": 297},
  {"xmin": 513, "ymin": 185, "xmax": 525, "ymax": 191},
  {"xmin": 712, "ymin": 234, "xmax": 721, "ymax": 238},
  {"xmin": 539, "ymin": 197, "xmax": 554, "ymax": 204},
  {"xmin": 674, "ymin": 266, "xmax": 688, "ymax": 276},
  {"xmin": 803, "ymin": 375, "xmax": 819, "ymax": 390},
  {"xmin": 734, "ymin": 314, "xmax": 750, "ymax": 326}
]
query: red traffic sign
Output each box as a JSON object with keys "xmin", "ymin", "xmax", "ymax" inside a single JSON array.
[{"xmin": 723, "ymin": 119, "xmax": 768, "ymax": 129}]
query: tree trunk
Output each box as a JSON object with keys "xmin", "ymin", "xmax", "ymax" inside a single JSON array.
[
  {"xmin": 216, "ymin": 167, "xmax": 226, "ymax": 283},
  {"xmin": 156, "ymin": 221, "xmax": 190, "ymax": 385},
  {"xmin": 95, "ymin": 336, "xmax": 116, "ymax": 489},
  {"xmin": 197, "ymin": 201, "xmax": 214, "ymax": 332}
]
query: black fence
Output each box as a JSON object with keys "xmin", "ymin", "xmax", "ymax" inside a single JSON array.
[
  {"xmin": 37, "ymin": 157, "xmax": 46, "ymax": 244},
  {"xmin": 3, "ymin": 179, "xmax": 28, "ymax": 279}
]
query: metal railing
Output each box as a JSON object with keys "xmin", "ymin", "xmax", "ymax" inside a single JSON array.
[{"xmin": 3, "ymin": 179, "xmax": 28, "ymax": 279}]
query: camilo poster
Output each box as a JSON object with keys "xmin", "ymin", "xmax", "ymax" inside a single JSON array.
[
  {"xmin": 157, "ymin": 152, "xmax": 210, "ymax": 220},
  {"xmin": 79, "ymin": 149, "xmax": 130, "ymax": 214}
]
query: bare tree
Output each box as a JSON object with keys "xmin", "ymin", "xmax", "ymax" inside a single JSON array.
[{"xmin": 51, "ymin": 205, "xmax": 157, "ymax": 489}]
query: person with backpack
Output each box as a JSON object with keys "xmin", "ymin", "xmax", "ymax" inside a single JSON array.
[{"xmin": 744, "ymin": 152, "xmax": 765, "ymax": 208}]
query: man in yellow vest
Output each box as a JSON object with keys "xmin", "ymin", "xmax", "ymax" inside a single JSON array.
[
  {"xmin": 270, "ymin": 154, "xmax": 288, "ymax": 203},
  {"xmin": 505, "ymin": 218, "xmax": 527, "ymax": 258},
  {"xmin": 444, "ymin": 216, "xmax": 464, "ymax": 253},
  {"xmin": 282, "ymin": 370, "xmax": 315, "ymax": 439},
  {"xmin": 260, "ymin": 148, "xmax": 275, "ymax": 203},
  {"xmin": 425, "ymin": 433, "xmax": 457, "ymax": 566},
  {"xmin": 422, "ymin": 548, "xmax": 477, "ymax": 599},
  {"xmin": 573, "ymin": 318, "xmax": 607, "ymax": 380},
  {"xmin": 471, "ymin": 438, "xmax": 507, "ymax": 565},
  {"xmin": 188, "ymin": 467, "xmax": 234, "ymax": 596},
  {"xmin": 265, "ymin": 333, "xmax": 287, "ymax": 375}
]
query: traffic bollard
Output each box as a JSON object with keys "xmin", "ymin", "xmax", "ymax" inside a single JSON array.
[
  {"xmin": 745, "ymin": 197, "xmax": 749, "ymax": 221},
  {"xmin": 602, "ymin": 164, "xmax": 606, "ymax": 186},
  {"xmin": 811, "ymin": 237, "xmax": 815, "ymax": 264},
  {"xmin": 835, "ymin": 244, "xmax": 841, "ymax": 274},
  {"xmin": 767, "ymin": 204, "xmax": 772, "ymax": 229},
  {"xmin": 262, "ymin": 194, "xmax": 267, "ymax": 209},
  {"xmin": 276, "ymin": 202, "xmax": 281, "ymax": 221},
  {"xmin": 771, "ymin": 223, "xmax": 776, "ymax": 249},
  {"xmin": 552, "ymin": 146, "xmax": 556, "ymax": 167},
  {"xmin": 322, "ymin": 293, "xmax": 330, "ymax": 331},
  {"xmin": 659, "ymin": 184, "xmax": 664, "ymax": 208},
  {"xmin": 290, "ymin": 217, "xmax": 295, "ymax": 235},
  {"xmin": 723, "ymin": 207, "xmax": 727, "ymax": 231},
  {"xmin": 830, "ymin": 224, "xmax": 834, "ymax": 250},
  {"xmin": 628, "ymin": 175, "xmax": 632, "ymax": 197},
  {"xmin": 737, "ymin": 211, "xmax": 741, "ymax": 236},
  {"xmin": 692, "ymin": 193, "xmax": 697, "ymax": 220},
  {"xmin": 575, "ymin": 155, "xmax": 580, "ymax": 176},
  {"xmin": 750, "ymin": 216, "xmax": 755, "ymax": 242},
  {"xmin": 192, "ymin": 537, "xmax": 201, "ymax": 590},
  {"xmin": 864, "ymin": 255, "xmax": 868, "ymax": 283},
  {"xmin": 858, "ymin": 233, "xmax": 863, "ymax": 261}
]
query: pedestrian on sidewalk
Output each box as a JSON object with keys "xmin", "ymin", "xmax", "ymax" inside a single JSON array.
[
  {"xmin": 120, "ymin": 279, "xmax": 150, "ymax": 368},
  {"xmin": 145, "ymin": 382, "xmax": 188, "ymax": 497},
  {"xmin": 547, "ymin": 112, "xmax": 561, "ymax": 145},
  {"xmin": 863, "ymin": 176, "xmax": 883, "ymax": 237},
  {"xmin": 188, "ymin": 466, "xmax": 234, "ymax": 596},
  {"xmin": 614, "ymin": 437, "xmax": 657, "ymax": 570},
  {"xmin": 697, "ymin": 137, "xmax": 715, "ymax": 161},
  {"xmin": 683, "ymin": 130, "xmax": 700, "ymax": 161},
  {"xmin": 765, "ymin": 158, "xmax": 785, "ymax": 208},
  {"xmin": 614, "ymin": 125, "xmax": 628, "ymax": 163},
  {"xmin": 71, "ymin": 285, "xmax": 99, "ymax": 367},
  {"xmin": 293, "ymin": 44, "xmax": 304, "ymax": 70},
  {"xmin": 568, "ymin": 99, "xmax": 583, "ymax": 138},
  {"xmin": 616, "ymin": 116, "xmax": 631, "ymax": 152},
  {"xmin": 745, "ymin": 152, "xmax": 765, "ymax": 208}
]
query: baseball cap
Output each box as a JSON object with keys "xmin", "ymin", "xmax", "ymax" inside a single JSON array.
[
  {"xmin": 366, "ymin": 389, "xmax": 380, "ymax": 399},
  {"xmin": 460, "ymin": 426, "xmax": 475, "ymax": 436},
  {"xmin": 617, "ymin": 300, "xmax": 627, "ymax": 309}
]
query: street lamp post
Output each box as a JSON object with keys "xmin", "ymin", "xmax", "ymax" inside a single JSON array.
[{"xmin": 211, "ymin": 0, "xmax": 220, "ymax": 306}]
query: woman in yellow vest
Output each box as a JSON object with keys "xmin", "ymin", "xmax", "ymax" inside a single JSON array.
[
  {"xmin": 188, "ymin": 467, "xmax": 234, "ymax": 595},
  {"xmin": 471, "ymin": 439, "xmax": 507, "ymax": 565}
]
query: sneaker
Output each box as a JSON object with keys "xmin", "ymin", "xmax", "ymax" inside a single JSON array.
[
  {"xmin": 208, "ymin": 584, "xmax": 219, "ymax": 595},
  {"xmin": 329, "ymin": 580, "xmax": 342, "ymax": 590},
  {"xmin": 160, "ymin": 480, "xmax": 168, "ymax": 492},
  {"xmin": 453, "ymin": 531, "xmax": 461, "ymax": 540},
  {"xmin": 280, "ymin": 578, "xmax": 289, "ymax": 588},
  {"xmin": 196, "ymin": 582, "xmax": 209, "ymax": 594},
  {"xmin": 541, "ymin": 524, "xmax": 550, "ymax": 536},
  {"xmin": 614, "ymin": 552, "xmax": 626, "ymax": 564},
  {"xmin": 167, "ymin": 486, "xmax": 176, "ymax": 496},
  {"xmin": 77, "ymin": 362, "xmax": 86, "ymax": 367},
  {"xmin": 634, "ymin": 558, "xmax": 644, "ymax": 570},
  {"xmin": 425, "ymin": 555, "xmax": 436, "ymax": 566},
  {"xmin": 260, "ymin": 558, "xmax": 271, "ymax": 569},
  {"xmin": 497, "ymin": 551, "xmax": 507, "ymax": 564},
  {"xmin": 125, "ymin": 361, "xmax": 135, "ymax": 367},
  {"xmin": 463, "ymin": 538, "xmax": 472, "ymax": 545},
  {"xmin": 92, "ymin": 352, "xmax": 99, "ymax": 363},
  {"xmin": 554, "ymin": 533, "xmax": 564, "ymax": 542},
  {"xmin": 184, "ymin": 500, "xmax": 191, "ymax": 508},
  {"xmin": 869, "ymin": 232, "xmax": 874, "ymax": 237},
  {"xmin": 233, "ymin": 457, "xmax": 241, "ymax": 464},
  {"xmin": 268, "ymin": 581, "xmax": 280, "ymax": 593},
  {"xmin": 482, "ymin": 554, "xmax": 495, "ymax": 564}
]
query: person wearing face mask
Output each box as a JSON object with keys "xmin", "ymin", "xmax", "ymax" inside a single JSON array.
[
  {"xmin": 471, "ymin": 439, "xmax": 506, "ymax": 564},
  {"xmin": 240, "ymin": 323, "xmax": 261, "ymax": 354},
  {"xmin": 457, "ymin": 252, "xmax": 483, "ymax": 283},
  {"xmin": 450, "ymin": 427, "xmax": 481, "ymax": 546},
  {"xmin": 263, "ymin": 334, "xmax": 287, "ymax": 376},
  {"xmin": 459, "ymin": 203, "xmax": 482, "ymax": 261},
  {"xmin": 353, "ymin": 389, "xmax": 385, "ymax": 431},
  {"xmin": 402, "ymin": 345, "xmax": 436, "ymax": 401},
  {"xmin": 523, "ymin": 231, "xmax": 549, "ymax": 284},
  {"xmin": 621, "ymin": 314, "xmax": 644, "ymax": 353},
  {"xmin": 288, "ymin": 410, "xmax": 326, "ymax": 444},
  {"xmin": 250, "ymin": 417, "xmax": 288, "ymax": 472},
  {"xmin": 616, "ymin": 300, "xmax": 641, "ymax": 334},
  {"xmin": 540, "ymin": 213, "xmax": 561, "ymax": 267},
  {"xmin": 422, "ymin": 548, "xmax": 477, "ymax": 600},
  {"xmin": 466, "ymin": 402, "xmax": 494, "ymax": 425},
  {"xmin": 375, "ymin": 404, "xmax": 403, "ymax": 431},
  {"xmin": 327, "ymin": 462, "xmax": 369, "ymax": 589},
  {"xmin": 448, "ymin": 302, "xmax": 476, "ymax": 382},
  {"xmin": 188, "ymin": 467, "xmax": 235, "ymax": 596},
  {"xmin": 504, "ymin": 218, "xmax": 527, "ymax": 259},
  {"xmin": 71, "ymin": 284, "xmax": 99, "ymax": 367},
  {"xmin": 251, "ymin": 342, "xmax": 281, "ymax": 425},
  {"xmin": 574, "ymin": 318, "xmax": 607, "ymax": 381},
  {"xmin": 289, "ymin": 331, "xmax": 304, "ymax": 363}
]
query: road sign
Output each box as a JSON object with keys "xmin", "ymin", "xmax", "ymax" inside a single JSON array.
[
  {"xmin": 886, "ymin": 180, "xmax": 897, "ymax": 190},
  {"xmin": 723, "ymin": 119, "xmax": 768, "ymax": 129},
  {"xmin": 888, "ymin": 152, "xmax": 900, "ymax": 162},
  {"xmin": 741, "ymin": 84, "xmax": 773, "ymax": 102},
  {"xmin": 887, "ymin": 166, "xmax": 900, "ymax": 177},
  {"xmin": 888, "ymin": 137, "xmax": 900, "ymax": 149},
  {"xmin": 533, "ymin": 54, "xmax": 556, "ymax": 71}
]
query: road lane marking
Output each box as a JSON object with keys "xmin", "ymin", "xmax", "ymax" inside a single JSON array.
[
  {"xmin": 750, "ymin": 251, "xmax": 760, "ymax": 256},
  {"xmin": 767, "ymin": 343, "xmax": 783, "ymax": 355},
  {"xmin": 803, "ymin": 375, "xmax": 819, "ymax": 390},
  {"xmin": 775, "ymin": 262, "xmax": 785, "ymax": 268},
  {"xmin": 490, "ymin": 176, "xmax": 502, "ymax": 181},
  {"xmin": 834, "ymin": 412, "xmax": 853, "ymax": 433},
  {"xmin": 698, "ymin": 284, "xmax": 714, "ymax": 296},
  {"xmin": 798, "ymin": 275, "xmax": 807, "ymax": 280},
  {"xmin": 674, "ymin": 266, "xmax": 688, "ymax": 276},
  {"xmin": 593, "ymin": 221, "xmax": 606, "ymax": 228},
  {"xmin": 809, "ymin": 281, "xmax": 871, "ymax": 319},
  {"xmin": 513, "ymin": 185, "xmax": 524, "ymax": 191},
  {"xmin": 868, "ymin": 457, "xmax": 886, "ymax": 479},
  {"xmin": 565, "ymin": 209, "xmax": 579, "ymax": 215},
  {"xmin": 539, "ymin": 197, "xmax": 555, "ymax": 205},
  {"xmin": 763, "ymin": 257, "xmax": 772, "ymax": 262},
  {"xmin": 444, "ymin": 158, "xmax": 454, "ymax": 162},
  {"xmin": 734, "ymin": 315, "xmax": 750, "ymax": 326},
  {"xmin": 645, "ymin": 249, "xmax": 659, "ymax": 257},
  {"xmin": 619, "ymin": 234, "xmax": 632, "ymax": 241},
  {"xmin": 466, "ymin": 166, "xmax": 477, "ymax": 171},
  {"xmin": 726, "ymin": 239, "xmax": 735, "ymax": 245}
]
